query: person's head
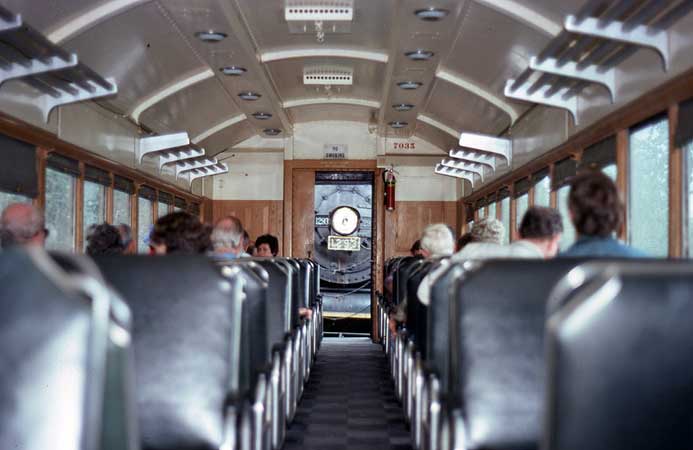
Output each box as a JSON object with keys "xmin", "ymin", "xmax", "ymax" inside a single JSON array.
[
  {"xmin": 255, "ymin": 234, "xmax": 279, "ymax": 257},
  {"xmin": 569, "ymin": 172, "xmax": 623, "ymax": 238},
  {"xmin": 518, "ymin": 207, "xmax": 564, "ymax": 258},
  {"xmin": 410, "ymin": 239, "xmax": 424, "ymax": 257},
  {"xmin": 456, "ymin": 232, "xmax": 473, "ymax": 252},
  {"xmin": 420, "ymin": 223, "xmax": 455, "ymax": 258},
  {"xmin": 149, "ymin": 212, "xmax": 212, "ymax": 255},
  {"xmin": 86, "ymin": 223, "xmax": 125, "ymax": 256},
  {"xmin": 117, "ymin": 224, "xmax": 136, "ymax": 254},
  {"xmin": 211, "ymin": 215, "xmax": 244, "ymax": 255},
  {"xmin": 470, "ymin": 218, "xmax": 505, "ymax": 244},
  {"xmin": 0, "ymin": 203, "xmax": 46, "ymax": 249}
]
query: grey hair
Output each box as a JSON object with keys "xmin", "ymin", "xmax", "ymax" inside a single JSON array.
[
  {"xmin": 211, "ymin": 216, "xmax": 244, "ymax": 250},
  {"xmin": 470, "ymin": 218, "xmax": 505, "ymax": 244},
  {"xmin": 420, "ymin": 223, "xmax": 455, "ymax": 257},
  {"xmin": 0, "ymin": 203, "xmax": 45, "ymax": 249}
]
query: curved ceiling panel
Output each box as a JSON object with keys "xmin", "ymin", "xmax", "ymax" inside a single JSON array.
[
  {"xmin": 287, "ymin": 103, "xmax": 376, "ymax": 124},
  {"xmin": 425, "ymin": 78, "xmax": 511, "ymax": 136},
  {"xmin": 237, "ymin": 0, "xmax": 395, "ymax": 52},
  {"xmin": 192, "ymin": 114, "xmax": 247, "ymax": 144},
  {"xmin": 1, "ymin": 0, "xmax": 98, "ymax": 33},
  {"xmin": 138, "ymin": 78, "xmax": 244, "ymax": 139},
  {"xmin": 267, "ymin": 58, "xmax": 386, "ymax": 102},
  {"xmin": 196, "ymin": 120, "xmax": 256, "ymax": 157},
  {"xmin": 47, "ymin": 0, "xmax": 148, "ymax": 43},
  {"xmin": 414, "ymin": 120, "xmax": 457, "ymax": 154},
  {"xmin": 57, "ymin": 2, "xmax": 204, "ymax": 115}
]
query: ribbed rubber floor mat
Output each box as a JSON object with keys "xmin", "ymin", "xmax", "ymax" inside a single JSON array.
[{"xmin": 283, "ymin": 337, "xmax": 412, "ymax": 450}]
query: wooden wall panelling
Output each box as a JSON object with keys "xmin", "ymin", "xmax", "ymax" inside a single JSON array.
[
  {"xmin": 383, "ymin": 201, "xmax": 459, "ymax": 259},
  {"xmin": 291, "ymin": 169, "xmax": 315, "ymax": 259},
  {"xmin": 212, "ymin": 200, "xmax": 284, "ymax": 251}
]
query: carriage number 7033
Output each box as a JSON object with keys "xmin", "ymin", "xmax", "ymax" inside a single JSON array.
[{"xmin": 393, "ymin": 142, "xmax": 416, "ymax": 150}]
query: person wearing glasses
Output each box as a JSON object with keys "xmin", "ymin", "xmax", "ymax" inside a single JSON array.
[{"xmin": 0, "ymin": 203, "xmax": 48, "ymax": 249}]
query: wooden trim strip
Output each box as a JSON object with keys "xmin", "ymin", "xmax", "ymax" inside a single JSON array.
[
  {"xmin": 669, "ymin": 104, "xmax": 684, "ymax": 258},
  {"xmin": 616, "ymin": 129, "xmax": 629, "ymax": 242}
]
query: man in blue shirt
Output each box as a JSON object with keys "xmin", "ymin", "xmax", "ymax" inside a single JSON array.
[{"xmin": 561, "ymin": 172, "xmax": 647, "ymax": 258}]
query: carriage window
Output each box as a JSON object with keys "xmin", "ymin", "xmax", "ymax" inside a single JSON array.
[
  {"xmin": 158, "ymin": 201, "xmax": 168, "ymax": 218},
  {"xmin": 138, "ymin": 198, "xmax": 153, "ymax": 253},
  {"xmin": 0, "ymin": 191, "xmax": 30, "ymax": 214},
  {"xmin": 533, "ymin": 175, "xmax": 550, "ymax": 207},
  {"xmin": 478, "ymin": 207, "xmax": 486, "ymax": 219},
  {"xmin": 45, "ymin": 168, "xmax": 76, "ymax": 251},
  {"xmin": 113, "ymin": 189, "xmax": 131, "ymax": 227},
  {"xmin": 557, "ymin": 185, "xmax": 576, "ymax": 250},
  {"xmin": 515, "ymin": 194, "xmax": 529, "ymax": 235},
  {"xmin": 501, "ymin": 197, "xmax": 510, "ymax": 244},
  {"xmin": 488, "ymin": 202, "xmax": 496, "ymax": 219},
  {"xmin": 629, "ymin": 116, "xmax": 669, "ymax": 257},
  {"xmin": 83, "ymin": 180, "xmax": 106, "ymax": 248}
]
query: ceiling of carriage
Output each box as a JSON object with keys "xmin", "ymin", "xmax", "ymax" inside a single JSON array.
[{"xmin": 1, "ymin": 0, "xmax": 692, "ymax": 190}]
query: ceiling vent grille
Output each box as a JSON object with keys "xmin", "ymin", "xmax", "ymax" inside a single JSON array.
[
  {"xmin": 303, "ymin": 66, "xmax": 353, "ymax": 85},
  {"xmin": 285, "ymin": 0, "xmax": 354, "ymax": 37}
]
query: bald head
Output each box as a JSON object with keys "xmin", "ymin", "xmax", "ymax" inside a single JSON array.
[{"xmin": 0, "ymin": 203, "xmax": 46, "ymax": 249}]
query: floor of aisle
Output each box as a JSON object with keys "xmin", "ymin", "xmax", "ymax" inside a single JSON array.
[{"xmin": 283, "ymin": 337, "xmax": 413, "ymax": 450}]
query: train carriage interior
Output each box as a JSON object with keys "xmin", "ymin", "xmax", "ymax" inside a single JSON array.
[{"xmin": 2, "ymin": 0, "xmax": 693, "ymax": 449}]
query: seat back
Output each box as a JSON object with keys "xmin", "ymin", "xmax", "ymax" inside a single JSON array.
[
  {"xmin": 275, "ymin": 259, "xmax": 300, "ymax": 329},
  {"xmin": 451, "ymin": 259, "xmax": 582, "ymax": 450},
  {"xmin": 253, "ymin": 259, "xmax": 292, "ymax": 347},
  {"xmin": 96, "ymin": 255, "xmax": 237, "ymax": 450},
  {"xmin": 0, "ymin": 249, "xmax": 113, "ymax": 450},
  {"xmin": 405, "ymin": 260, "xmax": 433, "ymax": 349},
  {"xmin": 394, "ymin": 256, "xmax": 423, "ymax": 306},
  {"xmin": 544, "ymin": 261, "xmax": 693, "ymax": 450}
]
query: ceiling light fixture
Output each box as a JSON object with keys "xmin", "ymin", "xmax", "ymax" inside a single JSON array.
[
  {"xmin": 414, "ymin": 7, "xmax": 450, "ymax": 21},
  {"xmin": 238, "ymin": 91, "xmax": 262, "ymax": 101},
  {"xmin": 195, "ymin": 31, "xmax": 227, "ymax": 42},
  {"xmin": 220, "ymin": 66, "xmax": 247, "ymax": 76},
  {"xmin": 389, "ymin": 121, "xmax": 408, "ymax": 129},
  {"xmin": 393, "ymin": 103, "xmax": 415, "ymax": 112},
  {"xmin": 264, "ymin": 128, "xmax": 282, "ymax": 136},
  {"xmin": 397, "ymin": 81, "xmax": 423, "ymax": 90},
  {"xmin": 252, "ymin": 112, "xmax": 272, "ymax": 120},
  {"xmin": 405, "ymin": 49, "xmax": 435, "ymax": 61}
]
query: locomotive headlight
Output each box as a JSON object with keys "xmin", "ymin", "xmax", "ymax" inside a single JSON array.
[{"xmin": 330, "ymin": 206, "xmax": 360, "ymax": 236}]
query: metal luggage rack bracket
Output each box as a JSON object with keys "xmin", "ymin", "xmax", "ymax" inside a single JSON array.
[
  {"xmin": 180, "ymin": 163, "xmax": 229, "ymax": 187},
  {"xmin": 136, "ymin": 132, "xmax": 190, "ymax": 164},
  {"xmin": 0, "ymin": 6, "xmax": 118, "ymax": 122},
  {"xmin": 504, "ymin": 0, "xmax": 692, "ymax": 126},
  {"xmin": 434, "ymin": 164, "xmax": 477, "ymax": 187},
  {"xmin": 175, "ymin": 157, "xmax": 220, "ymax": 179}
]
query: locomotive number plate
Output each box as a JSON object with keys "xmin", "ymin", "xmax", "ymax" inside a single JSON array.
[{"xmin": 327, "ymin": 235, "xmax": 361, "ymax": 251}]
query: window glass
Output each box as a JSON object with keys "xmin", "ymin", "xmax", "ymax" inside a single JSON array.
[
  {"xmin": 113, "ymin": 190, "xmax": 131, "ymax": 227},
  {"xmin": 603, "ymin": 163, "xmax": 617, "ymax": 181},
  {"xmin": 0, "ymin": 191, "xmax": 30, "ymax": 214},
  {"xmin": 158, "ymin": 201, "xmax": 168, "ymax": 218},
  {"xmin": 533, "ymin": 176, "xmax": 550, "ymax": 207},
  {"xmin": 138, "ymin": 198, "xmax": 153, "ymax": 253},
  {"xmin": 467, "ymin": 220, "xmax": 474, "ymax": 234},
  {"xmin": 629, "ymin": 117, "xmax": 669, "ymax": 257},
  {"xmin": 515, "ymin": 194, "xmax": 529, "ymax": 238},
  {"xmin": 501, "ymin": 197, "xmax": 510, "ymax": 244},
  {"xmin": 557, "ymin": 185, "xmax": 576, "ymax": 251},
  {"xmin": 488, "ymin": 202, "xmax": 496, "ymax": 220},
  {"xmin": 83, "ymin": 180, "xmax": 106, "ymax": 248},
  {"xmin": 45, "ymin": 168, "xmax": 76, "ymax": 251}
]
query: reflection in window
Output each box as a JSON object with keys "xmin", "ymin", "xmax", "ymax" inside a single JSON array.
[
  {"xmin": 515, "ymin": 194, "xmax": 529, "ymax": 237},
  {"xmin": 0, "ymin": 191, "xmax": 30, "ymax": 214},
  {"xmin": 488, "ymin": 202, "xmax": 496, "ymax": 220},
  {"xmin": 83, "ymin": 181, "xmax": 106, "ymax": 248},
  {"xmin": 557, "ymin": 185, "xmax": 576, "ymax": 251},
  {"xmin": 45, "ymin": 168, "xmax": 75, "ymax": 251},
  {"xmin": 113, "ymin": 190, "xmax": 131, "ymax": 227},
  {"xmin": 138, "ymin": 198, "xmax": 153, "ymax": 254},
  {"xmin": 629, "ymin": 117, "xmax": 669, "ymax": 257},
  {"xmin": 501, "ymin": 197, "xmax": 510, "ymax": 244},
  {"xmin": 533, "ymin": 176, "xmax": 550, "ymax": 207},
  {"xmin": 158, "ymin": 201, "xmax": 168, "ymax": 218},
  {"xmin": 603, "ymin": 163, "xmax": 617, "ymax": 181}
]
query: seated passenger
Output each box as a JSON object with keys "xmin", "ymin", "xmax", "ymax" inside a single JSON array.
[
  {"xmin": 510, "ymin": 207, "xmax": 563, "ymax": 258},
  {"xmin": 452, "ymin": 218, "xmax": 505, "ymax": 259},
  {"xmin": 0, "ymin": 203, "xmax": 47, "ymax": 249},
  {"xmin": 410, "ymin": 239, "xmax": 424, "ymax": 257},
  {"xmin": 117, "ymin": 224, "xmax": 137, "ymax": 254},
  {"xmin": 255, "ymin": 233, "xmax": 279, "ymax": 257},
  {"xmin": 210, "ymin": 216, "xmax": 250, "ymax": 259},
  {"xmin": 86, "ymin": 223, "xmax": 125, "ymax": 256},
  {"xmin": 561, "ymin": 172, "xmax": 647, "ymax": 258},
  {"xmin": 456, "ymin": 232, "xmax": 472, "ymax": 252},
  {"xmin": 149, "ymin": 212, "xmax": 212, "ymax": 255}
]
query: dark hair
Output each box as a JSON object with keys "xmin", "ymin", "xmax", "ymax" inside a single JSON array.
[
  {"xmin": 410, "ymin": 239, "xmax": 421, "ymax": 255},
  {"xmin": 456, "ymin": 232, "xmax": 473, "ymax": 251},
  {"xmin": 519, "ymin": 207, "xmax": 563, "ymax": 239},
  {"xmin": 86, "ymin": 223, "xmax": 125, "ymax": 256},
  {"xmin": 568, "ymin": 172, "xmax": 623, "ymax": 237},
  {"xmin": 255, "ymin": 234, "xmax": 279, "ymax": 256},
  {"xmin": 149, "ymin": 212, "xmax": 212, "ymax": 254}
]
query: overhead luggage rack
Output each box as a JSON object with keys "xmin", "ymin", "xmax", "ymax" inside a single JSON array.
[
  {"xmin": 0, "ymin": 5, "xmax": 117, "ymax": 122},
  {"xmin": 504, "ymin": 0, "xmax": 693, "ymax": 125}
]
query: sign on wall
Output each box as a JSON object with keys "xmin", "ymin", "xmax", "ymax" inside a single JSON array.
[{"xmin": 324, "ymin": 144, "xmax": 348, "ymax": 159}]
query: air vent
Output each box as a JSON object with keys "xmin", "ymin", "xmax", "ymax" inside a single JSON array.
[
  {"xmin": 303, "ymin": 66, "xmax": 353, "ymax": 85},
  {"xmin": 285, "ymin": 0, "xmax": 354, "ymax": 37}
]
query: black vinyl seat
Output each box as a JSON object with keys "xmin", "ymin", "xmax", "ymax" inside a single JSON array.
[
  {"xmin": 544, "ymin": 261, "xmax": 693, "ymax": 450},
  {"xmin": 95, "ymin": 255, "xmax": 240, "ymax": 450}
]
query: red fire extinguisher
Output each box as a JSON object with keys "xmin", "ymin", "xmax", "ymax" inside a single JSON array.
[{"xmin": 383, "ymin": 167, "xmax": 396, "ymax": 211}]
